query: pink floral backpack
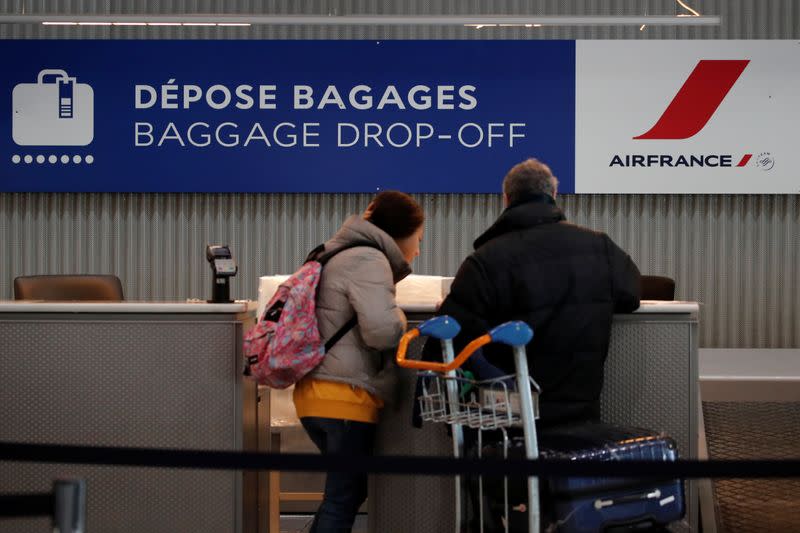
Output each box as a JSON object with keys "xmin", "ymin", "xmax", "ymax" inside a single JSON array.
[{"xmin": 243, "ymin": 242, "xmax": 380, "ymax": 389}]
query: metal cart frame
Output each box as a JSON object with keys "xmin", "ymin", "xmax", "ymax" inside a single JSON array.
[{"xmin": 396, "ymin": 316, "xmax": 541, "ymax": 533}]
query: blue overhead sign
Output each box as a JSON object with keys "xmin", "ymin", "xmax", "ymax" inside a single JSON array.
[{"xmin": 0, "ymin": 40, "xmax": 576, "ymax": 193}]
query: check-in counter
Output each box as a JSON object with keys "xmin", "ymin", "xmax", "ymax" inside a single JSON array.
[
  {"xmin": 256, "ymin": 272, "xmax": 699, "ymax": 531},
  {"xmin": 1, "ymin": 290, "xmax": 700, "ymax": 532},
  {"xmin": 255, "ymin": 271, "xmax": 699, "ymax": 532},
  {"xmin": 0, "ymin": 301, "xmax": 258, "ymax": 533}
]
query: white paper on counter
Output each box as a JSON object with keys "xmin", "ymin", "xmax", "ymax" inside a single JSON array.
[
  {"xmin": 257, "ymin": 275, "xmax": 290, "ymax": 320},
  {"xmin": 396, "ymin": 274, "xmax": 444, "ymax": 307},
  {"xmin": 258, "ymin": 273, "xmax": 455, "ymax": 319},
  {"xmin": 441, "ymin": 277, "xmax": 454, "ymax": 298}
]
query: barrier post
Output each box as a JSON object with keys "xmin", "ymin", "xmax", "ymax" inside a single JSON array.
[{"xmin": 52, "ymin": 479, "xmax": 86, "ymax": 533}]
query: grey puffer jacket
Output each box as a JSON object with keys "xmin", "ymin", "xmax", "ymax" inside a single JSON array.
[{"xmin": 308, "ymin": 215, "xmax": 412, "ymax": 399}]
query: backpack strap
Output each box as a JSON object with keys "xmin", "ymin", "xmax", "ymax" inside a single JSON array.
[
  {"xmin": 307, "ymin": 241, "xmax": 385, "ymax": 352},
  {"xmin": 303, "ymin": 243, "xmax": 326, "ymax": 264},
  {"xmin": 324, "ymin": 315, "xmax": 358, "ymax": 352},
  {"xmin": 313, "ymin": 241, "xmax": 381, "ymax": 266}
]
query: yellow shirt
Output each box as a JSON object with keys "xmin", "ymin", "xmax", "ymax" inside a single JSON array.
[{"xmin": 293, "ymin": 377, "xmax": 384, "ymax": 424}]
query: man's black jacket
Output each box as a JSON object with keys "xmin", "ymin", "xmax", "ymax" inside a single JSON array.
[{"xmin": 422, "ymin": 194, "xmax": 641, "ymax": 425}]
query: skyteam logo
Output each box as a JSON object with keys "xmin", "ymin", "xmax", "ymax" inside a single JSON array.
[
  {"xmin": 755, "ymin": 152, "xmax": 775, "ymax": 171},
  {"xmin": 610, "ymin": 59, "xmax": 758, "ymax": 170}
]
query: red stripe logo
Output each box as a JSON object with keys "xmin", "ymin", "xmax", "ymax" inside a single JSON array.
[{"xmin": 634, "ymin": 60, "xmax": 750, "ymax": 140}]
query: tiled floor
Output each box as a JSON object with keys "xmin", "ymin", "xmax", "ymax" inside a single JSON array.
[
  {"xmin": 703, "ymin": 401, "xmax": 800, "ymax": 532},
  {"xmin": 280, "ymin": 514, "xmax": 368, "ymax": 533},
  {"xmin": 281, "ymin": 514, "xmax": 689, "ymax": 532}
]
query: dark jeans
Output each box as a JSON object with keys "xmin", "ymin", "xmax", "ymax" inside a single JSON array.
[{"xmin": 300, "ymin": 417, "xmax": 377, "ymax": 533}]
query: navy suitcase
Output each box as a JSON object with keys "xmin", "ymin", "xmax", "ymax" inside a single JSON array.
[{"xmin": 480, "ymin": 422, "xmax": 685, "ymax": 532}]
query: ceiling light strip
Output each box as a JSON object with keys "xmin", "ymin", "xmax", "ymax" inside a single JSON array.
[{"xmin": 3, "ymin": 14, "xmax": 721, "ymax": 26}]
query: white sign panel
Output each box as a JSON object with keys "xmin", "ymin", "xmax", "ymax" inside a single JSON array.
[{"xmin": 576, "ymin": 41, "xmax": 800, "ymax": 193}]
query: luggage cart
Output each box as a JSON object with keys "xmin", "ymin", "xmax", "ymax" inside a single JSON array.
[{"xmin": 396, "ymin": 316, "xmax": 541, "ymax": 533}]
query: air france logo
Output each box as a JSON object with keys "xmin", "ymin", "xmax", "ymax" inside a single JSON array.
[
  {"xmin": 635, "ymin": 59, "xmax": 749, "ymax": 140},
  {"xmin": 610, "ymin": 59, "xmax": 771, "ymax": 170}
]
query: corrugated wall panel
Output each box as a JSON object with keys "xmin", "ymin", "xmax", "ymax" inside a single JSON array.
[
  {"xmin": 1, "ymin": 193, "xmax": 798, "ymax": 348},
  {"xmin": 0, "ymin": 0, "xmax": 798, "ymax": 348}
]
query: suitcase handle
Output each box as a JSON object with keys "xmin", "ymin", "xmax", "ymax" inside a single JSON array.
[
  {"xmin": 594, "ymin": 488, "xmax": 662, "ymax": 510},
  {"xmin": 37, "ymin": 69, "xmax": 71, "ymax": 84}
]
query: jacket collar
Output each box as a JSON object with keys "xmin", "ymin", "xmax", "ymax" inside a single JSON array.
[
  {"xmin": 473, "ymin": 194, "xmax": 565, "ymax": 250},
  {"xmin": 326, "ymin": 215, "xmax": 412, "ymax": 283}
]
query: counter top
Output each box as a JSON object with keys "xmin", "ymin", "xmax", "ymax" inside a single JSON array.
[
  {"xmin": 258, "ymin": 273, "xmax": 698, "ymax": 315},
  {"xmin": 405, "ymin": 300, "xmax": 699, "ymax": 314},
  {"xmin": 699, "ymin": 348, "xmax": 800, "ymax": 402},
  {"xmin": 0, "ymin": 300, "xmax": 257, "ymax": 313},
  {"xmin": 633, "ymin": 301, "xmax": 699, "ymax": 314},
  {"xmin": 700, "ymin": 348, "xmax": 800, "ymax": 381},
  {"xmin": 0, "ymin": 300, "xmax": 697, "ymax": 315}
]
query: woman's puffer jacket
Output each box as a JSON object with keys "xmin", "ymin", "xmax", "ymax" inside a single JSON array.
[{"xmin": 308, "ymin": 214, "xmax": 411, "ymax": 399}]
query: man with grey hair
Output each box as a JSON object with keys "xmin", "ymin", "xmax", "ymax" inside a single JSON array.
[
  {"xmin": 425, "ymin": 157, "xmax": 641, "ymax": 426},
  {"xmin": 502, "ymin": 158, "xmax": 559, "ymax": 203}
]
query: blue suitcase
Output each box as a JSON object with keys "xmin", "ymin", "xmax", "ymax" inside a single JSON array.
[
  {"xmin": 541, "ymin": 422, "xmax": 685, "ymax": 532},
  {"xmin": 481, "ymin": 423, "xmax": 685, "ymax": 532}
]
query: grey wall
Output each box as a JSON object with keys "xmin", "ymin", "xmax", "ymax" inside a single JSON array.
[{"xmin": 1, "ymin": 0, "xmax": 798, "ymax": 348}]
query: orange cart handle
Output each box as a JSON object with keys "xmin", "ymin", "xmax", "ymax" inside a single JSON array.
[{"xmin": 396, "ymin": 329, "xmax": 492, "ymax": 373}]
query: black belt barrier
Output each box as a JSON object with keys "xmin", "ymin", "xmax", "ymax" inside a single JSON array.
[
  {"xmin": 0, "ymin": 492, "xmax": 51, "ymax": 518},
  {"xmin": 2, "ymin": 441, "xmax": 800, "ymax": 479}
]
